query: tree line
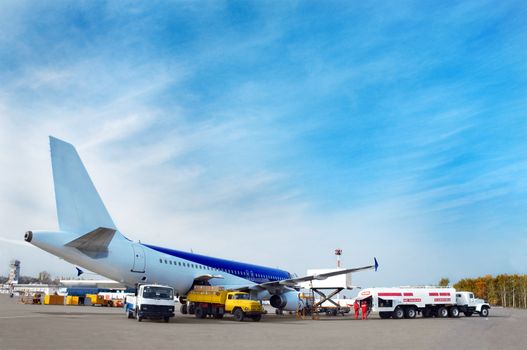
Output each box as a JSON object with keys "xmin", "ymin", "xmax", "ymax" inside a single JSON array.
[{"xmin": 453, "ymin": 274, "xmax": 527, "ymax": 308}]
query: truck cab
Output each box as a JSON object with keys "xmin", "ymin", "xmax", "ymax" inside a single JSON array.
[
  {"xmin": 225, "ymin": 292, "xmax": 263, "ymax": 320},
  {"xmin": 455, "ymin": 291, "xmax": 490, "ymax": 317},
  {"xmin": 126, "ymin": 284, "xmax": 176, "ymax": 322}
]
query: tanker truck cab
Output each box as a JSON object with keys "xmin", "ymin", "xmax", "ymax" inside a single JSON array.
[
  {"xmin": 126, "ymin": 284, "xmax": 176, "ymax": 322},
  {"xmin": 455, "ymin": 292, "xmax": 490, "ymax": 317}
]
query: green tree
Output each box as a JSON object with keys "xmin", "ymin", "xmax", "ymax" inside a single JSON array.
[{"xmin": 438, "ymin": 277, "xmax": 450, "ymax": 287}]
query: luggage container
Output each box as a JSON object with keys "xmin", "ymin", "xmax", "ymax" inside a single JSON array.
[{"xmin": 44, "ymin": 295, "xmax": 65, "ymax": 305}]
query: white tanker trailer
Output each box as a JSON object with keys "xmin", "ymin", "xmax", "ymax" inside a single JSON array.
[{"xmin": 356, "ymin": 286, "xmax": 490, "ymax": 319}]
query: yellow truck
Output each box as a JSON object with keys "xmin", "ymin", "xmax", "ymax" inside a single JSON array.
[{"xmin": 183, "ymin": 287, "xmax": 264, "ymax": 322}]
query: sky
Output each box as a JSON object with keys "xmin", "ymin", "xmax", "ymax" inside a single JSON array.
[{"xmin": 0, "ymin": 0, "xmax": 526, "ymax": 288}]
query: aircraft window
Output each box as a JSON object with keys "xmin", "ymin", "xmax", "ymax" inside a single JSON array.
[
  {"xmin": 159, "ymin": 259, "xmax": 162, "ymax": 263},
  {"xmin": 164, "ymin": 259, "xmax": 167, "ymax": 264},
  {"xmin": 169, "ymin": 261, "xmax": 173, "ymax": 265},
  {"xmin": 178, "ymin": 262, "xmax": 181, "ymax": 266}
]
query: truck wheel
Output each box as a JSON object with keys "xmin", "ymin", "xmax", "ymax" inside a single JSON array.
[
  {"xmin": 251, "ymin": 314, "xmax": 262, "ymax": 322},
  {"xmin": 393, "ymin": 307, "xmax": 404, "ymax": 319},
  {"xmin": 449, "ymin": 306, "xmax": 460, "ymax": 318},
  {"xmin": 127, "ymin": 311, "xmax": 134, "ymax": 319},
  {"xmin": 405, "ymin": 307, "xmax": 417, "ymax": 319},
  {"xmin": 188, "ymin": 304, "xmax": 195, "ymax": 315},
  {"xmin": 180, "ymin": 304, "xmax": 188, "ymax": 315},
  {"xmin": 233, "ymin": 308, "xmax": 245, "ymax": 322},
  {"xmin": 479, "ymin": 307, "xmax": 489, "ymax": 317},
  {"xmin": 437, "ymin": 307, "xmax": 448, "ymax": 318},
  {"xmin": 464, "ymin": 311, "xmax": 473, "ymax": 317}
]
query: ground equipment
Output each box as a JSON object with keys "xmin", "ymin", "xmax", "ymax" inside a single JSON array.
[
  {"xmin": 356, "ymin": 286, "xmax": 490, "ymax": 319},
  {"xmin": 183, "ymin": 286, "xmax": 264, "ymax": 322},
  {"xmin": 125, "ymin": 284, "xmax": 175, "ymax": 322}
]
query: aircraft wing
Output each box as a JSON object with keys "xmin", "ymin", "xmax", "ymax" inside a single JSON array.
[
  {"xmin": 240, "ymin": 258, "xmax": 379, "ymax": 292},
  {"xmin": 194, "ymin": 274, "xmax": 225, "ymax": 282}
]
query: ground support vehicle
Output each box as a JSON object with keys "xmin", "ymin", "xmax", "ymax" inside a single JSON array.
[
  {"xmin": 86, "ymin": 294, "xmax": 112, "ymax": 307},
  {"xmin": 125, "ymin": 284, "xmax": 175, "ymax": 322},
  {"xmin": 356, "ymin": 287, "xmax": 490, "ymax": 319},
  {"xmin": 454, "ymin": 291, "xmax": 491, "ymax": 317},
  {"xmin": 318, "ymin": 299, "xmax": 351, "ymax": 316},
  {"xmin": 183, "ymin": 286, "xmax": 264, "ymax": 322}
]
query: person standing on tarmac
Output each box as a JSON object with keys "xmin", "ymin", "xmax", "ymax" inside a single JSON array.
[
  {"xmin": 354, "ymin": 300, "xmax": 360, "ymax": 319},
  {"xmin": 361, "ymin": 300, "xmax": 368, "ymax": 320}
]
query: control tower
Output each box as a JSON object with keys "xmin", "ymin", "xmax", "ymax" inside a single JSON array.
[{"xmin": 7, "ymin": 260, "xmax": 20, "ymax": 284}]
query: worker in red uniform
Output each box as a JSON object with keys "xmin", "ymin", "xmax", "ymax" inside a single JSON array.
[
  {"xmin": 361, "ymin": 300, "xmax": 368, "ymax": 320},
  {"xmin": 354, "ymin": 300, "xmax": 360, "ymax": 319}
]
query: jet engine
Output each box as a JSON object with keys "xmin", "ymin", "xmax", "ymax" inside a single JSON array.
[{"xmin": 270, "ymin": 291, "xmax": 304, "ymax": 311}]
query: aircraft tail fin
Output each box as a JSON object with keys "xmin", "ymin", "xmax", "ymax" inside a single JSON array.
[{"xmin": 50, "ymin": 136, "xmax": 116, "ymax": 233}]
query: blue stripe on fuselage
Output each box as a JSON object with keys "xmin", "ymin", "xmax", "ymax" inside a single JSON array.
[{"xmin": 143, "ymin": 244, "xmax": 291, "ymax": 283}]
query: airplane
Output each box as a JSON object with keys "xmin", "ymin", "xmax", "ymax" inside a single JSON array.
[{"xmin": 24, "ymin": 136, "xmax": 378, "ymax": 312}]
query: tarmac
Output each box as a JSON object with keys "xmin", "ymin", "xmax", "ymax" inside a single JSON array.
[{"xmin": 1, "ymin": 294, "xmax": 526, "ymax": 350}]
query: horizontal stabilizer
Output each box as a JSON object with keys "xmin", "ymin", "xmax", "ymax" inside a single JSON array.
[{"xmin": 65, "ymin": 227, "xmax": 116, "ymax": 259}]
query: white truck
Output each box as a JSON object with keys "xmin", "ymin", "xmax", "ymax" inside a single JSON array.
[
  {"xmin": 356, "ymin": 287, "xmax": 490, "ymax": 319},
  {"xmin": 125, "ymin": 284, "xmax": 176, "ymax": 322}
]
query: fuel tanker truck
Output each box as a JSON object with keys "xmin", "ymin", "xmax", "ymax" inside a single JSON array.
[{"xmin": 355, "ymin": 286, "xmax": 490, "ymax": 319}]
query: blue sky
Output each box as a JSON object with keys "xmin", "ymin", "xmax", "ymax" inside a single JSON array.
[{"xmin": 0, "ymin": 1, "xmax": 526, "ymax": 287}]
